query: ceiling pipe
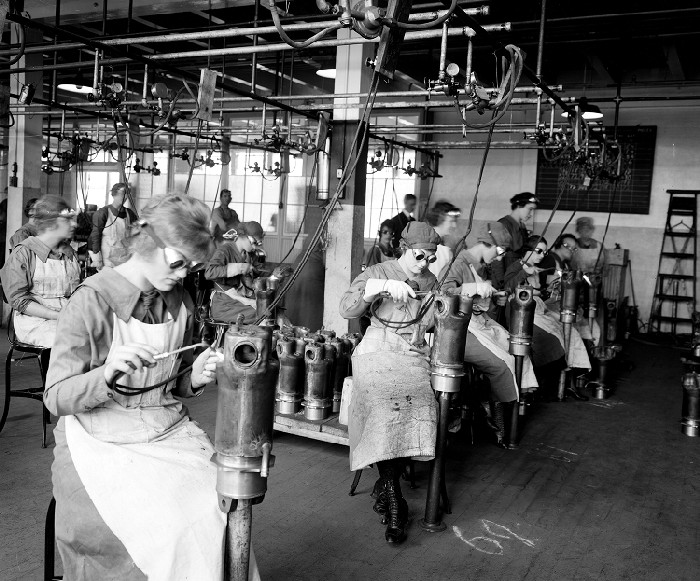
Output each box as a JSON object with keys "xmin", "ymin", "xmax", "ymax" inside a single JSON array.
[
  {"xmin": 1, "ymin": 23, "xmax": 511, "ymax": 76},
  {"xmin": 0, "ymin": 6, "xmax": 490, "ymax": 56},
  {"xmin": 4, "ymin": 13, "xmax": 319, "ymax": 121}
]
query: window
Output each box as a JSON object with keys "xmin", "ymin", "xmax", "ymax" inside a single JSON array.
[{"xmin": 75, "ymin": 170, "xmax": 122, "ymax": 210}]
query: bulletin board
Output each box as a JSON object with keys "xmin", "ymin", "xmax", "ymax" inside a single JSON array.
[{"xmin": 535, "ymin": 125, "xmax": 657, "ymax": 214}]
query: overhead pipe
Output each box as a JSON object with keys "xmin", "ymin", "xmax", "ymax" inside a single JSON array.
[
  {"xmin": 0, "ymin": 6, "xmax": 490, "ymax": 56},
  {"xmin": 534, "ymin": 0, "xmax": 547, "ymax": 129},
  {"xmin": 5, "ymin": 13, "xmax": 319, "ymax": 121}
]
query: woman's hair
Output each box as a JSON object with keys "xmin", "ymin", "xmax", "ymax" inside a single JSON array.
[
  {"xmin": 33, "ymin": 195, "xmax": 72, "ymax": 234},
  {"xmin": 553, "ymin": 233, "xmax": 576, "ymax": 250},
  {"xmin": 24, "ymin": 198, "xmax": 38, "ymax": 218},
  {"xmin": 379, "ymin": 219, "xmax": 394, "ymax": 234},
  {"xmin": 425, "ymin": 200, "xmax": 461, "ymax": 227},
  {"xmin": 523, "ymin": 234, "xmax": 547, "ymax": 251},
  {"xmin": 127, "ymin": 195, "xmax": 214, "ymax": 264}
]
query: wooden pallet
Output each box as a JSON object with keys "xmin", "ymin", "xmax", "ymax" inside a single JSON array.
[{"xmin": 274, "ymin": 411, "xmax": 349, "ymax": 446}]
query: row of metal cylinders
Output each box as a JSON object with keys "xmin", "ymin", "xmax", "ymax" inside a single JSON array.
[{"xmin": 274, "ymin": 326, "xmax": 362, "ymax": 420}]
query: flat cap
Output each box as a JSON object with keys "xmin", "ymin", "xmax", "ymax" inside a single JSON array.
[
  {"xmin": 401, "ymin": 221, "xmax": 441, "ymax": 250},
  {"xmin": 575, "ymin": 216, "xmax": 594, "ymax": 230},
  {"xmin": 477, "ymin": 222, "xmax": 513, "ymax": 249}
]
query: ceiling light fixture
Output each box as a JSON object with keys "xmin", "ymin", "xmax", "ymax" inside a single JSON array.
[
  {"xmin": 561, "ymin": 97, "xmax": 603, "ymax": 120},
  {"xmin": 57, "ymin": 71, "xmax": 94, "ymax": 95},
  {"xmin": 316, "ymin": 68, "xmax": 336, "ymax": 79}
]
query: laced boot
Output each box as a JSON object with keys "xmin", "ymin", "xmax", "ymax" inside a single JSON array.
[
  {"xmin": 372, "ymin": 478, "xmax": 388, "ymax": 523},
  {"xmin": 378, "ymin": 461, "xmax": 408, "ymax": 544}
]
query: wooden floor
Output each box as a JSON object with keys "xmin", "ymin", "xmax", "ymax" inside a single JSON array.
[{"xmin": 1, "ymin": 339, "xmax": 699, "ymax": 581}]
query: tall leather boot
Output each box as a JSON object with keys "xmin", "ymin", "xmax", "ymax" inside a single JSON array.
[
  {"xmin": 372, "ymin": 478, "xmax": 388, "ymax": 523},
  {"xmin": 489, "ymin": 402, "xmax": 506, "ymax": 447},
  {"xmin": 377, "ymin": 460, "xmax": 408, "ymax": 544}
]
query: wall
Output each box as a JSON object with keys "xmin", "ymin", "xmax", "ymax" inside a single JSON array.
[{"xmin": 425, "ymin": 102, "xmax": 700, "ymax": 328}]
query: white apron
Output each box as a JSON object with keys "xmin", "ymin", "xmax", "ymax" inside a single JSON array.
[
  {"xmin": 102, "ymin": 213, "xmax": 131, "ymax": 268},
  {"xmin": 14, "ymin": 254, "xmax": 81, "ymax": 347},
  {"xmin": 62, "ymin": 304, "xmax": 260, "ymax": 580},
  {"xmin": 464, "ymin": 265, "xmax": 538, "ymax": 397},
  {"xmin": 533, "ymin": 297, "xmax": 591, "ymax": 370}
]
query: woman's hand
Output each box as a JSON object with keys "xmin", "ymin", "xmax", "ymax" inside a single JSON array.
[
  {"xmin": 522, "ymin": 263, "xmax": 538, "ymax": 275},
  {"xmin": 104, "ymin": 343, "xmax": 159, "ymax": 384},
  {"xmin": 191, "ymin": 348, "xmax": 224, "ymax": 388}
]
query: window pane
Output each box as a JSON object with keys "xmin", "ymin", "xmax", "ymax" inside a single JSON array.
[
  {"xmin": 260, "ymin": 204, "xmax": 279, "ymax": 234},
  {"xmin": 285, "ymin": 204, "xmax": 306, "ymax": 233},
  {"xmin": 261, "ymin": 177, "xmax": 280, "ymax": 204},
  {"xmin": 245, "ymin": 177, "xmax": 263, "ymax": 204}
]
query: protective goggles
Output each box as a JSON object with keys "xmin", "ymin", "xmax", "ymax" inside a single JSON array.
[
  {"xmin": 483, "ymin": 240, "xmax": 507, "ymax": 257},
  {"xmin": 531, "ymin": 248, "xmax": 546, "ymax": 255},
  {"xmin": 561, "ymin": 242, "xmax": 578, "ymax": 252},
  {"xmin": 411, "ymin": 248, "xmax": 438, "ymax": 264},
  {"xmin": 248, "ymin": 235, "xmax": 264, "ymax": 247},
  {"xmin": 141, "ymin": 222, "xmax": 205, "ymax": 273},
  {"xmin": 56, "ymin": 208, "xmax": 77, "ymax": 219}
]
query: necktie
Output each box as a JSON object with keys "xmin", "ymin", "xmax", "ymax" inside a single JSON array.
[{"xmin": 140, "ymin": 289, "xmax": 160, "ymax": 324}]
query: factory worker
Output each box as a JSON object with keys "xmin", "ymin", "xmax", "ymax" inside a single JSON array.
[
  {"xmin": 340, "ymin": 221, "xmax": 440, "ymax": 545},
  {"xmin": 388, "ymin": 193, "xmax": 417, "ymax": 249},
  {"xmin": 571, "ymin": 216, "xmax": 606, "ymax": 275},
  {"xmin": 441, "ymin": 222, "xmax": 539, "ymax": 446},
  {"xmin": 504, "ymin": 235, "xmax": 591, "ymax": 400},
  {"xmin": 0, "ymin": 195, "xmax": 81, "ymax": 348},
  {"xmin": 8, "ymin": 197, "xmax": 38, "ymax": 251},
  {"xmin": 88, "ymin": 182, "xmax": 137, "ymax": 270},
  {"xmin": 205, "ymin": 222, "xmax": 258, "ymax": 323},
  {"xmin": 426, "ymin": 200, "xmax": 461, "ymax": 278},
  {"xmin": 43, "ymin": 195, "xmax": 259, "ymax": 581},
  {"xmin": 209, "ymin": 188, "xmax": 240, "ymax": 246},
  {"xmin": 362, "ymin": 219, "xmax": 398, "ymax": 270},
  {"xmin": 492, "ymin": 192, "xmax": 539, "ymax": 289}
]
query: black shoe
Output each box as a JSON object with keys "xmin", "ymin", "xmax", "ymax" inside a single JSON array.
[
  {"xmin": 372, "ymin": 478, "xmax": 388, "ymax": 523},
  {"xmin": 565, "ymin": 385, "xmax": 590, "ymax": 401},
  {"xmin": 384, "ymin": 479, "xmax": 408, "ymax": 544}
]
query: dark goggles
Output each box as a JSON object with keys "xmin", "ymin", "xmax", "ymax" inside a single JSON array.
[{"xmin": 141, "ymin": 222, "xmax": 205, "ymax": 273}]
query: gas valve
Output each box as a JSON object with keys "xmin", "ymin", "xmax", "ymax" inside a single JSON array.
[{"xmin": 213, "ymin": 322, "xmax": 280, "ymax": 512}]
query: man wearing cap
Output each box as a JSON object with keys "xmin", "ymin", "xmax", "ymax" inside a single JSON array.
[
  {"xmin": 571, "ymin": 216, "xmax": 606, "ymax": 275},
  {"xmin": 442, "ymin": 222, "xmax": 539, "ymax": 446},
  {"xmin": 388, "ymin": 194, "xmax": 417, "ymax": 250},
  {"xmin": 204, "ymin": 223, "xmax": 257, "ymax": 323},
  {"xmin": 209, "ymin": 189, "xmax": 240, "ymax": 246},
  {"xmin": 340, "ymin": 221, "xmax": 440, "ymax": 546},
  {"xmin": 88, "ymin": 183, "xmax": 137, "ymax": 270}
]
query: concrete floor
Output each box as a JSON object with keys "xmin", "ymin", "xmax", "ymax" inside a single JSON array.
[{"xmin": 1, "ymin": 339, "xmax": 699, "ymax": 581}]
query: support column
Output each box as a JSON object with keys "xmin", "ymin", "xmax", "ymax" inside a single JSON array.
[
  {"xmin": 322, "ymin": 29, "xmax": 374, "ymax": 334},
  {"xmin": 5, "ymin": 27, "xmax": 44, "ymax": 261}
]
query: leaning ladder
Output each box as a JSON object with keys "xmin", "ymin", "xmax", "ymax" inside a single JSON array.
[{"xmin": 649, "ymin": 190, "xmax": 698, "ymax": 334}]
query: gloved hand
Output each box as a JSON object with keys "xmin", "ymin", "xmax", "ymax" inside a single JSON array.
[
  {"xmin": 191, "ymin": 348, "xmax": 224, "ymax": 389},
  {"xmin": 492, "ymin": 290, "xmax": 508, "ymax": 307},
  {"xmin": 460, "ymin": 281, "xmax": 495, "ymax": 298},
  {"xmin": 364, "ymin": 278, "xmax": 416, "ymax": 303},
  {"xmin": 88, "ymin": 251, "xmax": 103, "ymax": 270},
  {"xmin": 226, "ymin": 262, "xmax": 253, "ymax": 278},
  {"xmin": 104, "ymin": 342, "xmax": 158, "ymax": 384}
]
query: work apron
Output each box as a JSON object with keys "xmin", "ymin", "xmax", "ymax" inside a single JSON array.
[
  {"xmin": 572, "ymin": 246, "xmax": 603, "ymax": 274},
  {"xmin": 102, "ymin": 214, "xmax": 130, "ymax": 268},
  {"xmin": 533, "ymin": 297, "xmax": 591, "ymax": 370},
  {"xmin": 14, "ymin": 254, "xmax": 80, "ymax": 347},
  {"xmin": 52, "ymin": 304, "xmax": 261, "ymax": 581},
  {"xmin": 463, "ymin": 264, "xmax": 537, "ymax": 400},
  {"xmin": 349, "ymin": 326, "xmax": 437, "ymax": 471}
]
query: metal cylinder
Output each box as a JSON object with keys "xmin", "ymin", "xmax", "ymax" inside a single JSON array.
[
  {"xmin": 341, "ymin": 332, "xmax": 363, "ymax": 376},
  {"xmin": 430, "ymin": 294, "xmax": 473, "ymax": 393},
  {"xmin": 254, "ymin": 276, "xmax": 278, "ymax": 323},
  {"xmin": 509, "ymin": 286, "xmax": 535, "ymax": 358},
  {"xmin": 330, "ymin": 338, "xmax": 350, "ymax": 413},
  {"xmin": 605, "ymin": 299, "xmax": 618, "ymax": 343},
  {"xmin": 226, "ymin": 501, "xmax": 252, "ymax": 581},
  {"xmin": 591, "ymin": 345, "xmax": 616, "ymax": 399},
  {"xmin": 275, "ymin": 337, "xmax": 306, "ymax": 415},
  {"xmin": 587, "ymin": 273, "xmax": 602, "ymax": 324},
  {"xmin": 302, "ymin": 342, "xmax": 333, "ymax": 420},
  {"xmin": 559, "ymin": 269, "xmax": 581, "ymax": 324},
  {"xmin": 214, "ymin": 324, "xmax": 279, "ymax": 509},
  {"xmin": 317, "ymin": 328, "xmax": 337, "ymax": 343},
  {"xmin": 681, "ymin": 372, "xmax": 700, "ymax": 437}
]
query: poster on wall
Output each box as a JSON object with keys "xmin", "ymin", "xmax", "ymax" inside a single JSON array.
[{"xmin": 535, "ymin": 125, "xmax": 657, "ymax": 215}]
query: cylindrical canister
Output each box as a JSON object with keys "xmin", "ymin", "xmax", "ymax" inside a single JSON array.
[
  {"xmin": 214, "ymin": 324, "xmax": 280, "ymax": 510},
  {"xmin": 591, "ymin": 345, "xmax": 616, "ymax": 399},
  {"xmin": 587, "ymin": 273, "xmax": 602, "ymax": 322},
  {"xmin": 254, "ymin": 277, "xmax": 278, "ymax": 323},
  {"xmin": 606, "ymin": 299, "xmax": 618, "ymax": 343},
  {"xmin": 681, "ymin": 372, "xmax": 700, "ymax": 437},
  {"xmin": 275, "ymin": 337, "xmax": 306, "ymax": 415},
  {"xmin": 303, "ymin": 342, "xmax": 334, "ymax": 420},
  {"xmin": 509, "ymin": 285, "xmax": 535, "ymax": 357},
  {"xmin": 431, "ymin": 294, "xmax": 473, "ymax": 393},
  {"xmin": 341, "ymin": 332, "xmax": 363, "ymax": 376},
  {"xmin": 317, "ymin": 328, "xmax": 337, "ymax": 344},
  {"xmin": 559, "ymin": 269, "xmax": 581, "ymax": 324},
  {"xmin": 330, "ymin": 338, "xmax": 350, "ymax": 413}
]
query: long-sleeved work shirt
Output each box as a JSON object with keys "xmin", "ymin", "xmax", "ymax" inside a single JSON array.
[
  {"xmin": 9, "ymin": 222, "xmax": 37, "ymax": 251},
  {"xmin": 44, "ymin": 267, "xmax": 198, "ymax": 417},
  {"xmin": 0, "ymin": 236, "xmax": 77, "ymax": 313},
  {"xmin": 88, "ymin": 205, "xmax": 137, "ymax": 253}
]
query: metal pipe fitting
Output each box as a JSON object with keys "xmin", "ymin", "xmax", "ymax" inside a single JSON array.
[
  {"xmin": 302, "ymin": 342, "xmax": 334, "ymax": 420},
  {"xmin": 430, "ymin": 294, "xmax": 473, "ymax": 394},
  {"xmin": 275, "ymin": 337, "xmax": 306, "ymax": 415}
]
